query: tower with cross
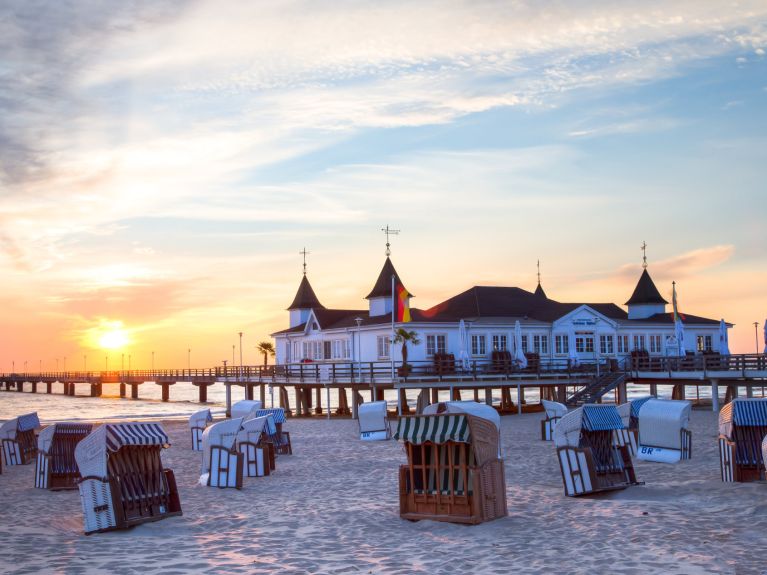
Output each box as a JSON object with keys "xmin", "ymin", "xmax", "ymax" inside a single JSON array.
[
  {"xmin": 299, "ymin": 247, "xmax": 310, "ymax": 276},
  {"xmin": 381, "ymin": 225, "xmax": 400, "ymax": 257},
  {"xmin": 641, "ymin": 241, "xmax": 648, "ymax": 269}
]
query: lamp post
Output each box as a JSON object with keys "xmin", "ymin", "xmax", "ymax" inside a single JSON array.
[
  {"xmin": 122, "ymin": 353, "xmax": 125, "ymax": 372},
  {"xmin": 105, "ymin": 355, "xmax": 109, "ymax": 371},
  {"xmin": 56, "ymin": 358, "xmax": 59, "ymax": 371},
  {"xmin": 152, "ymin": 350, "xmax": 155, "ymax": 371},
  {"xmin": 755, "ymin": 322, "xmax": 760, "ymax": 354},
  {"xmin": 238, "ymin": 332, "xmax": 243, "ymax": 380},
  {"xmin": 187, "ymin": 348, "xmax": 191, "ymax": 371},
  {"xmin": 354, "ymin": 317, "xmax": 363, "ymax": 381},
  {"xmin": 84, "ymin": 355, "xmax": 87, "ymax": 372},
  {"xmin": 128, "ymin": 354, "xmax": 131, "ymax": 370},
  {"xmin": 223, "ymin": 359, "xmax": 231, "ymax": 416},
  {"xmin": 63, "ymin": 356, "xmax": 66, "ymax": 371},
  {"xmin": 39, "ymin": 359, "xmax": 42, "ymax": 373}
]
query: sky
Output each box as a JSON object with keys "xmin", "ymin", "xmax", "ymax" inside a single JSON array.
[{"xmin": 1, "ymin": 0, "xmax": 766, "ymax": 370}]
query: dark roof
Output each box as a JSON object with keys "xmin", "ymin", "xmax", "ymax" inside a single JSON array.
[
  {"xmin": 626, "ymin": 312, "xmax": 721, "ymax": 325},
  {"xmin": 287, "ymin": 276, "xmax": 325, "ymax": 310},
  {"xmin": 365, "ymin": 257, "xmax": 413, "ymax": 299},
  {"xmin": 534, "ymin": 283, "xmax": 547, "ymax": 298},
  {"xmin": 625, "ymin": 269, "xmax": 668, "ymax": 306}
]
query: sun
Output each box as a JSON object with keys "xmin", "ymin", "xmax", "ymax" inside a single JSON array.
[{"xmin": 99, "ymin": 328, "xmax": 130, "ymax": 349}]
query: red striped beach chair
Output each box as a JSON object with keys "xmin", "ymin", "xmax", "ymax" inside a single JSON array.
[
  {"xmin": 554, "ymin": 404, "xmax": 640, "ymax": 497},
  {"xmin": 201, "ymin": 418, "xmax": 244, "ymax": 489},
  {"xmin": 719, "ymin": 398, "xmax": 767, "ymax": 482},
  {"xmin": 75, "ymin": 422, "xmax": 182, "ymax": 534},
  {"xmin": 636, "ymin": 399, "xmax": 691, "ymax": 463},
  {"xmin": 1, "ymin": 413, "xmax": 40, "ymax": 466},
  {"xmin": 255, "ymin": 408, "xmax": 291, "ymax": 455},
  {"xmin": 35, "ymin": 423, "xmax": 93, "ymax": 490},
  {"xmin": 541, "ymin": 400, "xmax": 567, "ymax": 441},
  {"xmin": 189, "ymin": 408, "xmax": 213, "ymax": 451}
]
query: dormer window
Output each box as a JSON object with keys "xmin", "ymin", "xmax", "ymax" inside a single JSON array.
[{"xmin": 312, "ymin": 322, "xmax": 319, "ymax": 331}]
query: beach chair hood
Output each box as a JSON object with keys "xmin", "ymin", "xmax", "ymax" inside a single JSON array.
[
  {"xmin": 189, "ymin": 408, "xmax": 213, "ymax": 429},
  {"xmin": 255, "ymin": 408, "xmax": 286, "ymax": 424},
  {"xmin": 37, "ymin": 423, "xmax": 93, "ymax": 454},
  {"xmin": 1, "ymin": 412, "xmax": 40, "ymax": 441},
  {"xmin": 637, "ymin": 399, "xmax": 691, "ymax": 450},
  {"xmin": 236, "ymin": 416, "xmax": 270, "ymax": 444},
  {"xmin": 618, "ymin": 396, "xmax": 652, "ymax": 427},
  {"xmin": 542, "ymin": 400, "xmax": 567, "ymax": 420},
  {"xmin": 719, "ymin": 398, "xmax": 767, "ymax": 439},
  {"xmin": 358, "ymin": 400, "xmax": 388, "ymax": 434},
  {"xmin": 231, "ymin": 400, "xmax": 263, "ymax": 421},
  {"xmin": 202, "ymin": 417, "xmax": 243, "ymax": 474},
  {"xmin": 422, "ymin": 401, "xmax": 501, "ymax": 431},
  {"xmin": 0, "ymin": 418, "xmax": 18, "ymax": 441},
  {"xmin": 75, "ymin": 422, "xmax": 170, "ymax": 479},
  {"xmin": 554, "ymin": 405, "xmax": 625, "ymax": 448},
  {"xmin": 553, "ymin": 408, "xmax": 584, "ymax": 448},
  {"xmin": 395, "ymin": 414, "xmax": 472, "ymax": 445}
]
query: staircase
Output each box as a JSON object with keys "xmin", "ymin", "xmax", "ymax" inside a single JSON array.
[{"xmin": 566, "ymin": 370, "xmax": 627, "ymax": 407}]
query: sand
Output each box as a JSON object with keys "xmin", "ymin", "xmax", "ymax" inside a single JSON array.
[{"xmin": 0, "ymin": 409, "xmax": 765, "ymax": 575}]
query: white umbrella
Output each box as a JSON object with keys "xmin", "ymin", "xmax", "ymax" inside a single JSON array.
[
  {"xmin": 514, "ymin": 320, "xmax": 527, "ymax": 369},
  {"xmin": 458, "ymin": 319, "xmax": 471, "ymax": 370},
  {"xmin": 718, "ymin": 319, "xmax": 730, "ymax": 356},
  {"xmin": 675, "ymin": 318, "xmax": 686, "ymax": 357},
  {"xmin": 568, "ymin": 326, "xmax": 578, "ymax": 367}
]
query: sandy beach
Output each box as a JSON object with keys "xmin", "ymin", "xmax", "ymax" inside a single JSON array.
[{"xmin": 0, "ymin": 409, "xmax": 765, "ymax": 575}]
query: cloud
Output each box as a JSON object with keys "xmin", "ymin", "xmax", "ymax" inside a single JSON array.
[{"xmin": 614, "ymin": 245, "xmax": 735, "ymax": 281}]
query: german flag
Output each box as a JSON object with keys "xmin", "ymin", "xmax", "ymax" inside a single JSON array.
[{"xmin": 396, "ymin": 282, "xmax": 411, "ymax": 322}]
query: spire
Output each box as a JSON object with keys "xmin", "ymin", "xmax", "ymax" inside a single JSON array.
[
  {"xmin": 534, "ymin": 259, "xmax": 547, "ymax": 298},
  {"xmin": 365, "ymin": 257, "xmax": 413, "ymax": 299},
  {"xmin": 299, "ymin": 247, "xmax": 310, "ymax": 276},
  {"xmin": 641, "ymin": 241, "xmax": 648, "ymax": 269},
  {"xmin": 625, "ymin": 268, "xmax": 668, "ymax": 305},
  {"xmin": 381, "ymin": 225, "xmax": 400, "ymax": 257},
  {"xmin": 287, "ymin": 275, "xmax": 325, "ymax": 310}
]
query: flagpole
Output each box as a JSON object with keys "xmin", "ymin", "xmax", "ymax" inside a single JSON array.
[{"xmin": 391, "ymin": 273, "xmax": 396, "ymax": 381}]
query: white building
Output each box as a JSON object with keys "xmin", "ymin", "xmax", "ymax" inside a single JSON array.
[{"xmin": 272, "ymin": 256, "xmax": 730, "ymax": 367}]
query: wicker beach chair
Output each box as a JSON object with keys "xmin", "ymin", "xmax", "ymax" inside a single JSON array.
[
  {"xmin": 540, "ymin": 400, "xmax": 567, "ymax": 441},
  {"xmin": 554, "ymin": 404, "xmax": 640, "ymax": 497},
  {"xmin": 75, "ymin": 422, "xmax": 182, "ymax": 534},
  {"xmin": 255, "ymin": 408, "xmax": 292, "ymax": 455},
  {"xmin": 231, "ymin": 400, "xmax": 263, "ymax": 420},
  {"xmin": 718, "ymin": 398, "xmax": 767, "ymax": 482},
  {"xmin": 35, "ymin": 423, "xmax": 93, "ymax": 490},
  {"xmin": 1, "ymin": 412, "xmax": 40, "ymax": 466},
  {"xmin": 236, "ymin": 416, "xmax": 275, "ymax": 477},
  {"xmin": 617, "ymin": 396, "xmax": 653, "ymax": 456},
  {"xmin": 189, "ymin": 408, "xmax": 213, "ymax": 451},
  {"xmin": 202, "ymin": 418, "xmax": 245, "ymax": 488},
  {"xmin": 395, "ymin": 411, "xmax": 507, "ymax": 524},
  {"xmin": 358, "ymin": 400, "xmax": 391, "ymax": 441},
  {"xmin": 635, "ymin": 399, "xmax": 692, "ymax": 463}
]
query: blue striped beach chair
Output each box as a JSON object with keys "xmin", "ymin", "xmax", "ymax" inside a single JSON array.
[
  {"xmin": 617, "ymin": 396, "xmax": 653, "ymax": 456},
  {"xmin": 554, "ymin": 404, "xmax": 640, "ymax": 496},
  {"xmin": 718, "ymin": 398, "xmax": 767, "ymax": 482},
  {"xmin": 75, "ymin": 422, "xmax": 182, "ymax": 534},
  {"xmin": 1, "ymin": 412, "xmax": 40, "ymax": 467},
  {"xmin": 255, "ymin": 408, "xmax": 292, "ymax": 455},
  {"xmin": 35, "ymin": 423, "xmax": 93, "ymax": 490}
]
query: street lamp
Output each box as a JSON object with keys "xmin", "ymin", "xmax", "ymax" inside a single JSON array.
[
  {"xmin": 188, "ymin": 348, "xmax": 191, "ymax": 371},
  {"xmin": 83, "ymin": 355, "xmax": 87, "ymax": 372},
  {"xmin": 355, "ymin": 317, "xmax": 363, "ymax": 380},
  {"xmin": 63, "ymin": 356, "xmax": 66, "ymax": 371},
  {"xmin": 238, "ymin": 332, "xmax": 243, "ymax": 378},
  {"xmin": 105, "ymin": 355, "xmax": 109, "ymax": 371},
  {"xmin": 755, "ymin": 322, "xmax": 760, "ymax": 354},
  {"xmin": 152, "ymin": 350, "xmax": 155, "ymax": 370}
]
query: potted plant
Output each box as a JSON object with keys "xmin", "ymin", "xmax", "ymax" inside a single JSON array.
[{"xmin": 393, "ymin": 328, "xmax": 420, "ymax": 377}]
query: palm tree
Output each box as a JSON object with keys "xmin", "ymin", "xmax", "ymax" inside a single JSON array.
[
  {"xmin": 256, "ymin": 341, "xmax": 275, "ymax": 367},
  {"xmin": 393, "ymin": 328, "xmax": 420, "ymax": 367}
]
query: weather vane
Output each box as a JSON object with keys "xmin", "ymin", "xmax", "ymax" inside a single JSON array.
[
  {"xmin": 299, "ymin": 247, "xmax": 310, "ymax": 276},
  {"xmin": 641, "ymin": 241, "xmax": 647, "ymax": 269},
  {"xmin": 381, "ymin": 225, "xmax": 400, "ymax": 257}
]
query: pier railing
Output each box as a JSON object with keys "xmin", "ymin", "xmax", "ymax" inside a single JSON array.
[{"xmin": 630, "ymin": 353, "xmax": 767, "ymax": 377}]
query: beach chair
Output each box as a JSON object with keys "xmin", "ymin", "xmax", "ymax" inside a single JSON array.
[
  {"xmin": 617, "ymin": 396, "xmax": 653, "ymax": 455},
  {"xmin": 635, "ymin": 399, "xmax": 691, "ymax": 463},
  {"xmin": 421, "ymin": 401, "xmax": 502, "ymax": 455},
  {"xmin": 231, "ymin": 400, "xmax": 263, "ymax": 420},
  {"xmin": 395, "ymin": 411, "xmax": 507, "ymax": 524},
  {"xmin": 541, "ymin": 400, "xmax": 567, "ymax": 441},
  {"xmin": 75, "ymin": 422, "xmax": 182, "ymax": 534},
  {"xmin": 35, "ymin": 423, "xmax": 93, "ymax": 490},
  {"xmin": 201, "ymin": 418, "xmax": 244, "ymax": 489},
  {"xmin": 1, "ymin": 412, "xmax": 40, "ymax": 466},
  {"xmin": 358, "ymin": 400, "xmax": 391, "ymax": 441},
  {"xmin": 255, "ymin": 408, "xmax": 292, "ymax": 455},
  {"xmin": 189, "ymin": 408, "xmax": 213, "ymax": 451},
  {"xmin": 236, "ymin": 416, "xmax": 274, "ymax": 477},
  {"xmin": 718, "ymin": 398, "xmax": 767, "ymax": 482},
  {"xmin": 554, "ymin": 404, "xmax": 640, "ymax": 497}
]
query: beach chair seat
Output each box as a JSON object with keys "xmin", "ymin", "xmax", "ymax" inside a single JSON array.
[
  {"xmin": 35, "ymin": 423, "xmax": 93, "ymax": 490},
  {"xmin": 1, "ymin": 412, "xmax": 40, "ymax": 466},
  {"xmin": 540, "ymin": 400, "xmax": 567, "ymax": 441},
  {"xmin": 635, "ymin": 399, "xmax": 692, "ymax": 463},
  {"xmin": 236, "ymin": 416, "xmax": 274, "ymax": 477},
  {"xmin": 202, "ymin": 418, "xmax": 245, "ymax": 488},
  {"xmin": 75, "ymin": 423, "xmax": 182, "ymax": 534},
  {"xmin": 189, "ymin": 408, "xmax": 213, "ymax": 451},
  {"xmin": 718, "ymin": 398, "xmax": 767, "ymax": 482},
  {"xmin": 358, "ymin": 400, "xmax": 391, "ymax": 441},
  {"xmin": 395, "ymin": 411, "xmax": 507, "ymax": 525},
  {"xmin": 231, "ymin": 400, "xmax": 263, "ymax": 421},
  {"xmin": 255, "ymin": 408, "xmax": 292, "ymax": 455},
  {"xmin": 554, "ymin": 405, "xmax": 640, "ymax": 497}
]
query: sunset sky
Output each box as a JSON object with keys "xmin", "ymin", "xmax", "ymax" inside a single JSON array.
[{"xmin": 1, "ymin": 1, "xmax": 766, "ymax": 371}]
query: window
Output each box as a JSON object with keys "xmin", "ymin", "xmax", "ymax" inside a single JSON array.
[
  {"xmin": 600, "ymin": 335, "xmax": 614, "ymax": 355},
  {"xmin": 649, "ymin": 335, "xmax": 662, "ymax": 354},
  {"xmin": 521, "ymin": 335, "xmax": 528, "ymax": 353},
  {"xmin": 292, "ymin": 341, "xmax": 301, "ymax": 362},
  {"xmin": 377, "ymin": 335, "xmax": 390, "ymax": 359},
  {"xmin": 302, "ymin": 342, "xmax": 310, "ymax": 360},
  {"xmin": 492, "ymin": 334, "xmax": 507, "ymax": 351},
  {"xmin": 555, "ymin": 335, "xmax": 569, "ymax": 354},
  {"xmin": 471, "ymin": 334, "xmax": 486, "ymax": 356},
  {"xmin": 323, "ymin": 341, "xmax": 332, "ymax": 360},
  {"xmin": 312, "ymin": 341, "xmax": 323, "ymax": 360},
  {"xmin": 696, "ymin": 335, "xmax": 712, "ymax": 352},
  {"xmin": 633, "ymin": 335, "xmax": 645, "ymax": 351},
  {"xmin": 575, "ymin": 336, "xmax": 594, "ymax": 354},
  {"xmin": 617, "ymin": 335, "xmax": 629, "ymax": 354},
  {"xmin": 332, "ymin": 339, "xmax": 350, "ymax": 360},
  {"xmin": 426, "ymin": 334, "xmax": 447, "ymax": 356},
  {"xmin": 533, "ymin": 335, "xmax": 548, "ymax": 354}
]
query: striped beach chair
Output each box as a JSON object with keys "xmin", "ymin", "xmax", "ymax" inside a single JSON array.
[
  {"xmin": 617, "ymin": 396, "xmax": 653, "ymax": 456},
  {"xmin": 189, "ymin": 408, "xmax": 213, "ymax": 451},
  {"xmin": 554, "ymin": 404, "xmax": 640, "ymax": 497},
  {"xmin": 236, "ymin": 416, "xmax": 275, "ymax": 477},
  {"xmin": 35, "ymin": 423, "xmax": 93, "ymax": 490},
  {"xmin": 1, "ymin": 412, "xmax": 40, "ymax": 466},
  {"xmin": 231, "ymin": 400, "xmax": 263, "ymax": 421},
  {"xmin": 75, "ymin": 422, "xmax": 182, "ymax": 534},
  {"xmin": 540, "ymin": 400, "xmax": 567, "ymax": 441},
  {"xmin": 395, "ymin": 412, "xmax": 507, "ymax": 524},
  {"xmin": 202, "ymin": 418, "xmax": 244, "ymax": 489},
  {"xmin": 358, "ymin": 400, "xmax": 391, "ymax": 441},
  {"xmin": 719, "ymin": 398, "xmax": 767, "ymax": 482},
  {"xmin": 636, "ymin": 399, "xmax": 692, "ymax": 463},
  {"xmin": 421, "ymin": 401, "xmax": 502, "ymax": 457},
  {"xmin": 255, "ymin": 408, "xmax": 292, "ymax": 455}
]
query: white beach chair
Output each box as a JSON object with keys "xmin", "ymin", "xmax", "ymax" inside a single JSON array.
[
  {"xmin": 554, "ymin": 405, "xmax": 640, "ymax": 497},
  {"xmin": 1, "ymin": 412, "xmax": 40, "ymax": 466},
  {"xmin": 236, "ymin": 416, "xmax": 273, "ymax": 477},
  {"xmin": 201, "ymin": 418, "xmax": 244, "ymax": 489},
  {"xmin": 718, "ymin": 398, "xmax": 767, "ymax": 482},
  {"xmin": 231, "ymin": 400, "xmax": 263, "ymax": 420},
  {"xmin": 617, "ymin": 396, "xmax": 653, "ymax": 456},
  {"xmin": 35, "ymin": 423, "xmax": 93, "ymax": 490},
  {"xmin": 189, "ymin": 408, "xmax": 213, "ymax": 451},
  {"xmin": 75, "ymin": 422, "xmax": 181, "ymax": 534},
  {"xmin": 540, "ymin": 400, "xmax": 567, "ymax": 441},
  {"xmin": 636, "ymin": 399, "xmax": 692, "ymax": 463},
  {"xmin": 357, "ymin": 400, "xmax": 391, "ymax": 441}
]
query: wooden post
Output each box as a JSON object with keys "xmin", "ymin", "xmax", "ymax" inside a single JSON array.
[
  {"xmin": 31, "ymin": 381, "xmax": 38, "ymax": 393},
  {"xmin": 431, "ymin": 388, "xmax": 439, "ymax": 403},
  {"xmin": 315, "ymin": 387, "xmax": 323, "ymax": 414},
  {"xmin": 260, "ymin": 383, "xmax": 266, "ymax": 405},
  {"xmin": 518, "ymin": 385, "xmax": 525, "ymax": 406},
  {"xmin": 352, "ymin": 388, "xmax": 359, "ymax": 419},
  {"xmin": 161, "ymin": 383, "xmax": 170, "ymax": 402},
  {"xmin": 130, "ymin": 383, "xmax": 140, "ymax": 399},
  {"xmin": 120, "ymin": 383, "xmax": 126, "ymax": 397},
  {"xmin": 16, "ymin": 381, "xmax": 23, "ymax": 392},
  {"xmin": 399, "ymin": 388, "xmax": 410, "ymax": 413},
  {"xmin": 473, "ymin": 388, "xmax": 479, "ymax": 402},
  {"xmin": 650, "ymin": 382, "xmax": 657, "ymax": 396},
  {"xmin": 711, "ymin": 379, "xmax": 719, "ymax": 412},
  {"xmin": 485, "ymin": 387, "xmax": 492, "ymax": 406},
  {"xmin": 46, "ymin": 381, "xmax": 52, "ymax": 394},
  {"xmin": 194, "ymin": 382, "xmax": 213, "ymax": 403},
  {"xmin": 747, "ymin": 383, "xmax": 754, "ymax": 398}
]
